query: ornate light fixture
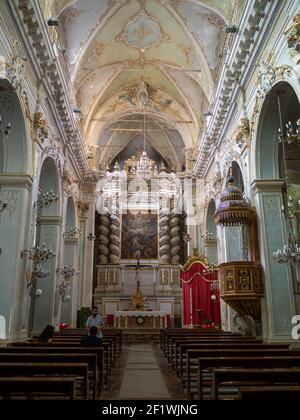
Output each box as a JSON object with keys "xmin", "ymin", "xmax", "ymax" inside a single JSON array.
[
  {"xmin": 56, "ymin": 265, "xmax": 79, "ymax": 296},
  {"xmin": 63, "ymin": 226, "xmax": 81, "ymax": 239},
  {"xmin": 135, "ymin": 114, "xmax": 155, "ymax": 180},
  {"xmin": 202, "ymin": 263, "xmax": 219, "ymax": 300},
  {"xmin": 36, "ymin": 190, "xmax": 59, "ymax": 208},
  {"xmin": 273, "ymin": 95, "xmax": 300, "ymax": 286},
  {"xmin": 0, "ymin": 116, "xmax": 11, "ymax": 140},
  {"xmin": 22, "ymin": 244, "xmax": 56, "ymax": 296},
  {"xmin": 278, "ymin": 119, "xmax": 300, "ymax": 146}
]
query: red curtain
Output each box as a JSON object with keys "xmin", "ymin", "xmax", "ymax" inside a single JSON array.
[{"xmin": 181, "ymin": 262, "xmax": 221, "ymax": 327}]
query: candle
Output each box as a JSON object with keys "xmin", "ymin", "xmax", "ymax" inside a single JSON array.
[{"xmin": 190, "ymin": 287, "xmax": 193, "ymax": 325}]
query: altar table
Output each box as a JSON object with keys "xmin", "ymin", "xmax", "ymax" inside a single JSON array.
[{"xmin": 114, "ymin": 311, "xmax": 166, "ymax": 328}]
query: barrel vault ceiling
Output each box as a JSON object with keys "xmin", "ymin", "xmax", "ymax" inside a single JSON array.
[{"xmin": 50, "ymin": 0, "xmax": 231, "ymax": 171}]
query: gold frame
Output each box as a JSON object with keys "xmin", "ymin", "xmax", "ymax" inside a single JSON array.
[{"xmin": 120, "ymin": 210, "xmax": 159, "ymax": 260}]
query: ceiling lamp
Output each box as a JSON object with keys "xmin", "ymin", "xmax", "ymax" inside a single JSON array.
[{"xmin": 136, "ymin": 114, "xmax": 155, "ymax": 180}]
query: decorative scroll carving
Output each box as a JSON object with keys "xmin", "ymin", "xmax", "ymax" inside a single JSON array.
[
  {"xmin": 33, "ymin": 111, "xmax": 48, "ymax": 142},
  {"xmin": 256, "ymin": 52, "xmax": 293, "ymax": 99},
  {"xmin": 284, "ymin": 14, "xmax": 300, "ymax": 65},
  {"xmin": 233, "ymin": 117, "xmax": 250, "ymax": 148},
  {"xmin": 78, "ymin": 201, "xmax": 89, "ymax": 218},
  {"xmin": 238, "ymin": 269, "xmax": 251, "ymax": 291}
]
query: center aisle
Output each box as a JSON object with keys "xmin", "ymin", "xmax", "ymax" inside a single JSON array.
[
  {"xmin": 119, "ymin": 344, "xmax": 170, "ymax": 399},
  {"xmin": 101, "ymin": 344, "xmax": 187, "ymax": 400}
]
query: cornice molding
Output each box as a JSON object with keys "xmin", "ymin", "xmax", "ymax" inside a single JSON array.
[
  {"xmin": 13, "ymin": 0, "xmax": 89, "ymax": 178},
  {"xmin": 251, "ymin": 179, "xmax": 285, "ymax": 194},
  {"xmin": 194, "ymin": 0, "xmax": 282, "ymax": 177}
]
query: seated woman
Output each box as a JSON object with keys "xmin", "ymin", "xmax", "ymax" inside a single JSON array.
[{"xmin": 38, "ymin": 325, "xmax": 54, "ymax": 343}]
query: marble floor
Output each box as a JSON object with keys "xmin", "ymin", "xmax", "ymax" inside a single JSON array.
[{"xmin": 101, "ymin": 344, "xmax": 187, "ymax": 400}]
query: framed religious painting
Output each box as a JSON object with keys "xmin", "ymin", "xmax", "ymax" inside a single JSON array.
[{"xmin": 121, "ymin": 212, "xmax": 158, "ymax": 259}]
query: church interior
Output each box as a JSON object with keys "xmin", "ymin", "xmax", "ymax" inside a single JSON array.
[{"xmin": 1, "ymin": 0, "xmax": 300, "ymax": 401}]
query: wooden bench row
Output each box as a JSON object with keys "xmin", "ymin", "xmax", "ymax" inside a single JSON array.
[
  {"xmin": 160, "ymin": 328, "xmax": 300, "ymax": 400},
  {"xmin": 0, "ymin": 329, "xmax": 122, "ymax": 400}
]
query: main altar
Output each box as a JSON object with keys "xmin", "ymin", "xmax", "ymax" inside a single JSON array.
[{"xmin": 114, "ymin": 311, "xmax": 166, "ymax": 328}]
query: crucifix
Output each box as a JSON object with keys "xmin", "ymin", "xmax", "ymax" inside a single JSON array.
[{"xmin": 127, "ymin": 257, "xmax": 151, "ymax": 310}]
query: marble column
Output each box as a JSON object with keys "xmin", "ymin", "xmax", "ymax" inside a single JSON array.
[
  {"xmin": 32, "ymin": 215, "xmax": 62, "ymax": 332},
  {"xmin": 252, "ymin": 180, "xmax": 295, "ymax": 340},
  {"xmin": 0, "ymin": 175, "xmax": 32, "ymax": 340},
  {"xmin": 60, "ymin": 237, "xmax": 78, "ymax": 327}
]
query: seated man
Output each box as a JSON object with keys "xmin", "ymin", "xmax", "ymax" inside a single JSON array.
[{"xmin": 81, "ymin": 326, "xmax": 102, "ymax": 347}]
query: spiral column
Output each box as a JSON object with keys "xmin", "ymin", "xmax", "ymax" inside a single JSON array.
[
  {"xmin": 98, "ymin": 214, "xmax": 110, "ymax": 264},
  {"xmin": 169, "ymin": 203, "xmax": 181, "ymax": 264},
  {"xmin": 109, "ymin": 202, "xmax": 121, "ymax": 264},
  {"xmin": 159, "ymin": 205, "xmax": 171, "ymax": 263}
]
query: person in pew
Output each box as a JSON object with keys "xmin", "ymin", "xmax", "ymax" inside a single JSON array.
[
  {"xmin": 81, "ymin": 326, "xmax": 102, "ymax": 347},
  {"xmin": 85, "ymin": 306, "xmax": 104, "ymax": 339},
  {"xmin": 38, "ymin": 325, "xmax": 54, "ymax": 343}
]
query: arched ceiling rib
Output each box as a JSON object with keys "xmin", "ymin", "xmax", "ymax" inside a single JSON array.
[{"xmin": 51, "ymin": 0, "xmax": 229, "ymax": 169}]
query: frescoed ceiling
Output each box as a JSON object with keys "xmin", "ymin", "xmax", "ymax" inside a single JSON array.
[{"xmin": 51, "ymin": 0, "xmax": 230, "ymax": 169}]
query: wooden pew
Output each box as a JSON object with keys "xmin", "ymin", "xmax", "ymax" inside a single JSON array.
[
  {"xmin": 0, "ymin": 362, "xmax": 89, "ymax": 400},
  {"xmin": 197, "ymin": 356, "xmax": 300, "ymax": 400},
  {"xmin": 172, "ymin": 338, "xmax": 260, "ymax": 372},
  {"xmin": 0, "ymin": 352, "xmax": 98, "ymax": 400},
  {"xmin": 212, "ymin": 368, "xmax": 300, "ymax": 400},
  {"xmin": 239, "ymin": 385, "xmax": 300, "ymax": 400},
  {"xmin": 0, "ymin": 377, "xmax": 76, "ymax": 400},
  {"xmin": 162, "ymin": 330, "xmax": 239, "ymax": 359},
  {"xmin": 10, "ymin": 342, "xmax": 111, "ymax": 382},
  {"xmin": 184, "ymin": 348, "xmax": 300, "ymax": 398}
]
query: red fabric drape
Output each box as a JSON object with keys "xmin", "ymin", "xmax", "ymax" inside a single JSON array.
[{"xmin": 181, "ymin": 262, "xmax": 221, "ymax": 327}]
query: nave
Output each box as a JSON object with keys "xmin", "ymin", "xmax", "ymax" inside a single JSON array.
[{"xmin": 1, "ymin": 328, "xmax": 300, "ymax": 400}]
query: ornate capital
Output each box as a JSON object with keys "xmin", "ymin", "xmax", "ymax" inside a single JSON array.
[
  {"xmin": 285, "ymin": 14, "xmax": 300, "ymax": 65},
  {"xmin": 234, "ymin": 118, "xmax": 250, "ymax": 148},
  {"xmin": 78, "ymin": 201, "xmax": 89, "ymax": 218},
  {"xmin": 33, "ymin": 111, "xmax": 48, "ymax": 142}
]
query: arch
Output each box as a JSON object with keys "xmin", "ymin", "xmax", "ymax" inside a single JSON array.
[
  {"xmin": 205, "ymin": 199, "xmax": 217, "ymax": 237},
  {"xmin": 60, "ymin": 196, "xmax": 77, "ymax": 326},
  {"xmin": 38, "ymin": 157, "xmax": 60, "ymax": 217},
  {"xmin": 229, "ymin": 161, "xmax": 244, "ymax": 193},
  {"xmin": 255, "ymin": 81, "xmax": 300, "ymax": 180},
  {"xmin": 252, "ymin": 80, "xmax": 300, "ymax": 339},
  {"xmin": 30, "ymin": 156, "xmax": 61, "ymax": 332},
  {"xmin": 66, "ymin": 196, "xmax": 76, "ymax": 229},
  {"xmin": 0, "ymin": 79, "xmax": 29, "ymax": 174}
]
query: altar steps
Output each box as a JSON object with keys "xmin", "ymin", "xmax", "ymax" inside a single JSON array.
[{"xmin": 122, "ymin": 329, "xmax": 161, "ymax": 345}]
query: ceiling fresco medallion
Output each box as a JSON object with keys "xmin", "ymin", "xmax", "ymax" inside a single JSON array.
[{"xmin": 117, "ymin": 10, "xmax": 163, "ymax": 50}]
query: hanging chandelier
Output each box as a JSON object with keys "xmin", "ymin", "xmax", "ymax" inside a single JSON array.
[
  {"xmin": 273, "ymin": 95, "xmax": 300, "ymax": 283},
  {"xmin": 135, "ymin": 113, "xmax": 156, "ymax": 180},
  {"xmin": 278, "ymin": 119, "xmax": 300, "ymax": 146}
]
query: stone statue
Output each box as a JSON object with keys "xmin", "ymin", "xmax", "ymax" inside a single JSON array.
[{"xmin": 135, "ymin": 80, "xmax": 148, "ymax": 111}]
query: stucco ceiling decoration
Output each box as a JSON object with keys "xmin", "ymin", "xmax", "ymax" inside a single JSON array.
[
  {"xmin": 117, "ymin": 8, "xmax": 169, "ymax": 51},
  {"xmin": 118, "ymin": 80, "xmax": 172, "ymax": 112},
  {"xmin": 51, "ymin": 0, "xmax": 229, "ymax": 170}
]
